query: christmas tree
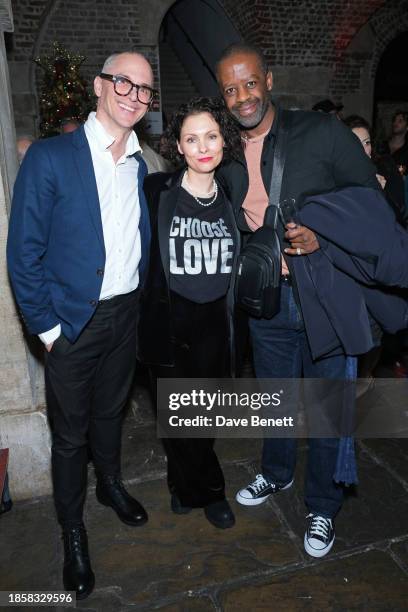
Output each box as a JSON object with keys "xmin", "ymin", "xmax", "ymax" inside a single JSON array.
[{"xmin": 35, "ymin": 42, "xmax": 92, "ymax": 137}]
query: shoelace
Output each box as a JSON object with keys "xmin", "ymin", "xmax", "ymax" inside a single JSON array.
[
  {"xmin": 307, "ymin": 514, "xmax": 332, "ymax": 539},
  {"xmin": 249, "ymin": 474, "xmax": 274, "ymax": 494}
]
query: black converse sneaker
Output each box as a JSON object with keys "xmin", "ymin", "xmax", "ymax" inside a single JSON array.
[
  {"xmin": 235, "ymin": 473, "xmax": 294, "ymax": 506},
  {"xmin": 304, "ymin": 513, "xmax": 335, "ymax": 558}
]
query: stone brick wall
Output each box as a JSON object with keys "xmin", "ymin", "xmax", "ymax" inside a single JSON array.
[
  {"xmin": 6, "ymin": 0, "xmax": 408, "ymax": 131},
  {"xmin": 7, "ymin": 0, "xmax": 159, "ymax": 94},
  {"xmin": 8, "ymin": 0, "xmax": 141, "ymax": 64},
  {"xmin": 369, "ymin": 0, "xmax": 408, "ymax": 77},
  {"xmin": 223, "ymin": 0, "xmax": 388, "ymax": 101},
  {"xmin": 223, "ymin": 0, "xmax": 386, "ymax": 64},
  {"xmin": 329, "ymin": 0, "xmax": 407, "ymax": 100},
  {"xmin": 37, "ymin": 0, "xmax": 142, "ymax": 83},
  {"xmin": 222, "ymin": 0, "xmax": 262, "ymax": 44},
  {"xmin": 6, "ymin": 0, "xmax": 47, "ymax": 62},
  {"xmin": 7, "ymin": 0, "xmax": 161, "ymax": 135}
]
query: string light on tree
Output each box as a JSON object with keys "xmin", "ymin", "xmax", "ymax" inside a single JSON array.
[{"xmin": 35, "ymin": 41, "xmax": 92, "ymax": 137}]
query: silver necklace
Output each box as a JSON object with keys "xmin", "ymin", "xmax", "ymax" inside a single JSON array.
[{"xmin": 183, "ymin": 173, "xmax": 218, "ymax": 207}]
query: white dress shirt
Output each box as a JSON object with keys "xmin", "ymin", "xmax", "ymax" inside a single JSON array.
[{"xmin": 39, "ymin": 112, "xmax": 142, "ymax": 345}]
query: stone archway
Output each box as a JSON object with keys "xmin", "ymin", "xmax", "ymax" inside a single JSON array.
[
  {"xmin": 328, "ymin": 0, "xmax": 408, "ymax": 122},
  {"xmin": 138, "ymin": 0, "xmax": 176, "ymax": 46},
  {"xmin": 333, "ymin": 21, "xmax": 378, "ymax": 120},
  {"xmin": 156, "ymin": 0, "xmax": 241, "ymax": 118},
  {"xmin": 369, "ymin": 0, "xmax": 408, "ymax": 80},
  {"xmin": 367, "ymin": 0, "xmax": 408, "ymax": 139}
]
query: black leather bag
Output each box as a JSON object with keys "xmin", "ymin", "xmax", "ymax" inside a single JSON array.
[
  {"xmin": 235, "ymin": 110, "xmax": 291, "ymax": 319},
  {"xmin": 235, "ymin": 206, "xmax": 281, "ymax": 318}
]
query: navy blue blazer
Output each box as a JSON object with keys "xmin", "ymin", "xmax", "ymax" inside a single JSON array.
[
  {"xmin": 7, "ymin": 126, "xmax": 151, "ymax": 342},
  {"xmin": 295, "ymin": 186, "xmax": 408, "ymax": 358}
]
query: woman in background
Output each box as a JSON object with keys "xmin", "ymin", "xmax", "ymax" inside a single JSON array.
[{"xmin": 343, "ymin": 114, "xmax": 406, "ymax": 225}]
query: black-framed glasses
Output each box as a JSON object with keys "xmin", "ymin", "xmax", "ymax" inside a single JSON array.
[{"xmin": 99, "ymin": 73, "xmax": 158, "ymax": 105}]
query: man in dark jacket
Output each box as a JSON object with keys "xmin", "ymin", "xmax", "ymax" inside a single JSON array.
[
  {"xmin": 216, "ymin": 42, "xmax": 382, "ymax": 558},
  {"xmin": 382, "ymin": 110, "xmax": 408, "ymax": 175}
]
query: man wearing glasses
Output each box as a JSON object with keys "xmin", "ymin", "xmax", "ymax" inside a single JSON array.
[{"xmin": 7, "ymin": 52, "xmax": 156, "ymax": 599}]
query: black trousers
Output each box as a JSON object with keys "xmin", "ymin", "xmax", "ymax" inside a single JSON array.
[
  {"xmin": 45, "ymin": 290, "xmax": 139, "ymax": 527},
  {"xmin": 151, "ymin": 291, "xmax": 229, "ymax": 508}
]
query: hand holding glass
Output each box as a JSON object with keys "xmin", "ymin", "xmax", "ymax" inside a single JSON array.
[{"xmin": 279, "ymin": 198, "xmax": 299, "ymax": 227}]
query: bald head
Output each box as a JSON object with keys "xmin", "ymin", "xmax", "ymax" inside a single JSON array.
[
  {"xmin": 216, "ymin": 43, "xmax": 269, "ymax": 79},
  {"xmin": 101, "ymin": 51, "xmax": 153, "ymax": 82},
  {"xmin": 16, "ymin": 137, "xmax": 34, "ymax": 163}
]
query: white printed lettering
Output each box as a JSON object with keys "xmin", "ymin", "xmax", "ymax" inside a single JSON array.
[
  {"xmin": 169, "ymin": 238, "xmax": 184, "ymax": 274},
  {"xmin": 179, "ymin": 217, "xmax": 192, "ymax": 237},
  {"xmin": 220, "ymin": 238, "xmax": 234, "ymax": 273},
  {"xmin": 184, "ymin": 239, "xmax": 202, "ymax": 274},
  {"xmin": 202, "ymin": 239, "xmax": 219, "ymax": 274},
  {"xmin": 169, "ymin": 216, "xmax": 180, "ymax": 237}
]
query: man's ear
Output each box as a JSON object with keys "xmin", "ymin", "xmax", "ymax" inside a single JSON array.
[
  {"xmin": 94, "ymin": 76, "xmax": 102, "ymax": 98},
  {"xmin": 266, "ymin": 70, "xmax": 273, "ymax": 92}
]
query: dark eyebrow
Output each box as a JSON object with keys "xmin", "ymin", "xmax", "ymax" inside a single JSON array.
[
  {"xmin": 182, "ymin": 130, "xmax": 219, "ymax": 137},
  {"xmin": 223, "ymin": 73, "xmax": 259, "ymax": 87}
]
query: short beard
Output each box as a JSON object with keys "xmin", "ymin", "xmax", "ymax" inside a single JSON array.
[{"xmin": 231, "ymin": 98, "xmax": 269, "ymax": 129}]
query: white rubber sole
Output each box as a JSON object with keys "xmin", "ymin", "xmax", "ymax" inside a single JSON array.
[
  {"xmin": 304, "ymin": 533, "xmax": 335, "ymax": 558},
  {"xmin": 235, "ymin": 479, "xmax": 294, "ymax": 506}
]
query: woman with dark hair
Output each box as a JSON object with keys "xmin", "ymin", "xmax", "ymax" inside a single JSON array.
[
  {"xmin": 343, "ymin": 114, "xmax": 406, "ymax": 225},
  {"xmin": 139, "ymin": 97, "xmax": 242, "ymax": 528}
]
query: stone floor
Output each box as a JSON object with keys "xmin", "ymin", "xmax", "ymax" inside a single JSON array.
[{"xmin": 1, "ymin": 373, "xmax": 408, "ymax": 611}]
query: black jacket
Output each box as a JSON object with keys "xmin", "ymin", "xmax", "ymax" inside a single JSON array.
[{"xmin": 138, "ymin": 170, "xmax": 240, "ymax": 371}]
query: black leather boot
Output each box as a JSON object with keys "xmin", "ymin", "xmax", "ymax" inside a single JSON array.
[
  {"xmin": 204, "ymin": 499, "xmax": 235, "ymax": 529},
  {"xmin": 96, "ymin": 474, "xmax": 148, "ymax": 526},
  {"xmin": 62, "ymin": 524, "xmax": 95, "ymax": 600}
]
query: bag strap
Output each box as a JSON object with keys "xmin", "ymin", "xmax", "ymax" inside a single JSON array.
[{"xmin": 264, "ymin": 109, "xmax": 292, "ymax": 229}]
